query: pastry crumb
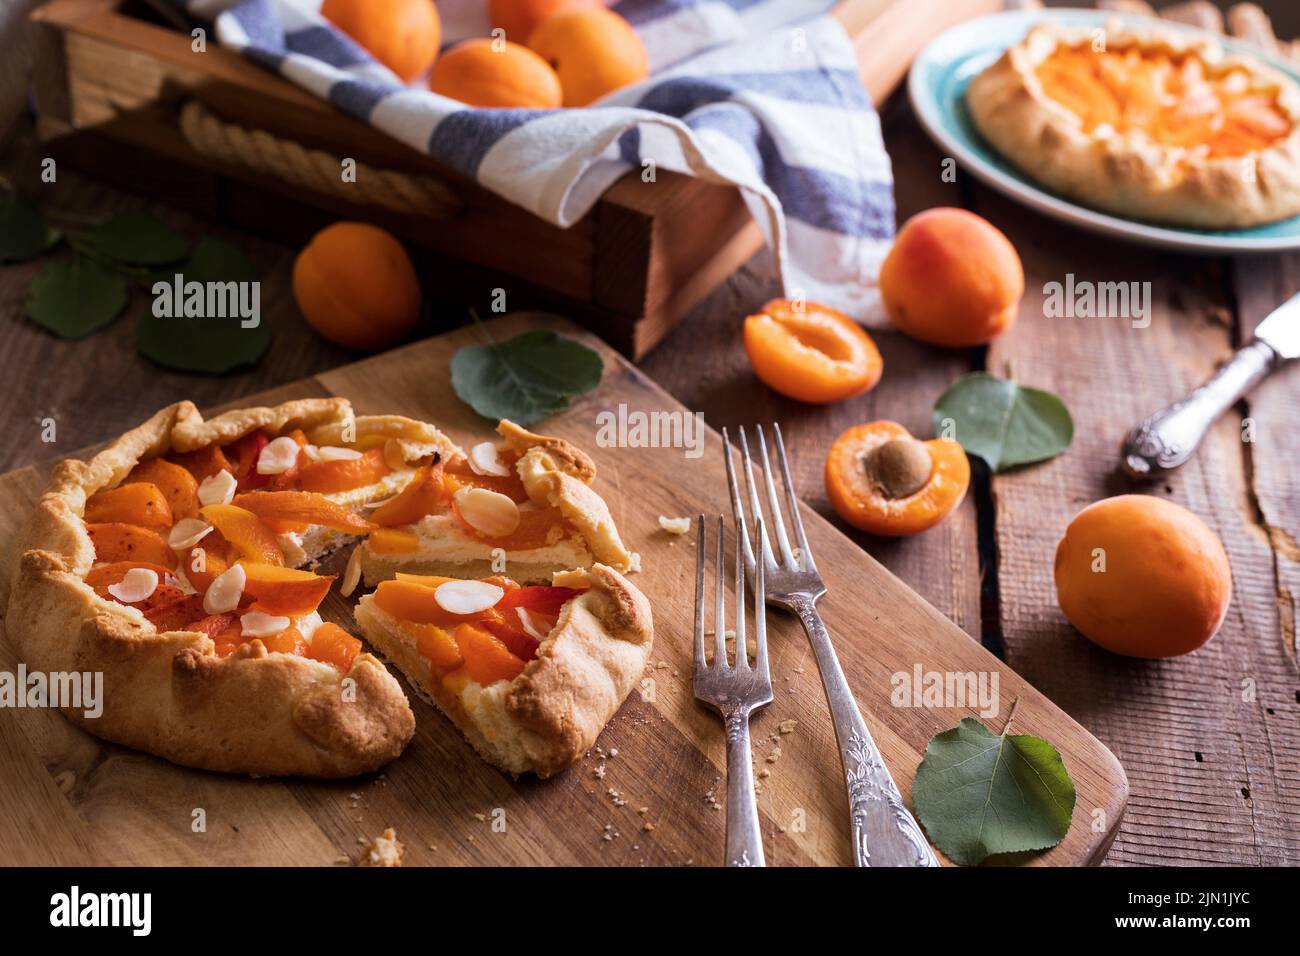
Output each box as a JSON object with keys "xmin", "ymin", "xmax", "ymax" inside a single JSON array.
[
  {"xmin": 657, "ymin": 515, "xmax": 691, "ymax": 535},
  {"xmin": 357, "ymin": 827, "xmax": 403, "ymax": 867},
  {"xmin": 778, "ymin": 719, "xmax": 798, "ymax": 735}
]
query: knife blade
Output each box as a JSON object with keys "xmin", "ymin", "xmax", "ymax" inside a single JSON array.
[{"xmin": 1121, "ymin": 292, "xmax": 1298, "ymax": 478}]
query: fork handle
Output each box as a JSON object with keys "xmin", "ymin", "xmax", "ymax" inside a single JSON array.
[
  {"xmin": 792, "ymin": 598, "xmax": 939, "ymax": 867},
  {"xmin": 723, "ymin": 708, "xmax": 765, "ymax": 867}
]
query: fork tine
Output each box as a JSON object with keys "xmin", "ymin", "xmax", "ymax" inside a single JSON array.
[
  {"xmin": 772, "ymin": 422, "xmax": 814, "ymax": 571},
  {"xmin": 755, "ymin": 425, "xmax": 796, "ymax": 566},
  {"xmin": 721, "ymin": 428, "xmax": 754, "ymax": 572},
  {"xmin": 733, "ymin": 513, "xmax": 747, "ymax": 670},
  {"xmin": 754, "ymin": 517, "xmax": 769, "ymax": 675},
  {"xmin": 694, "ymin": 514, "xmax": 706, "ymax": 671},
  {"xmin": 714, "ymin": 514, "xmax": 727, "ymax": 668},
  {"xmin": 737, "ymin": 427, "xmax": 776, "ymax": 568}
]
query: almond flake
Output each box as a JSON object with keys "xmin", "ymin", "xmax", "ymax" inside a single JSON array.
[
  {"xmin": 107, "ymin": 567, "xmax": 158, "ymax": 604},
  {"xmin": 317, "ymin": 445, "xmax": 363, "ymax": 462},
  {"xmin": 168, "ymin": 517, "xmax": 213, "ymax": 550},
  {"xmin": 468, "ymin": 442, "xmax": 510, "ymax": 477},
  {"xmin": 297, "ymin": 611, "xmax": 324, "ymax": 641},
  {"xmin": 453, "ymin": 486, "xmax": 520, "ymax": 538},
  {"xmin": 197, "ymin": 470, "xmax": 237, "ymax": 506},
  {"xmin": 434, "ymin": 580, "xmax": 504, "ymax": 616},
  {"xmin": 203, "ymin": 563, "xmax": 246, "ymax": 615},
  {"xmin": 516, "ymin": 606, "xmax": 553, "ymax": 641},
  {"xmin": 256, "ymin": 436, "xmax": 301, "ymax": 475},
  {"xmin": 341, "ymin": 545, "xmax": 363, "ymax": 598},
  {"xmin": 241, "ymin": 609, "xmax": 292, "ymax": 639}
]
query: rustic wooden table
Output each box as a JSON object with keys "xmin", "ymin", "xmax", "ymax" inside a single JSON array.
[{"xmin": 1, "ymin": 90, "xmax": 1296, "ymax": 866}]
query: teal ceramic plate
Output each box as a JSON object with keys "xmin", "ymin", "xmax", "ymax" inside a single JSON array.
[{"xmin": 908, "ymin": 8, "xmax": 1300, "ymax": 254}]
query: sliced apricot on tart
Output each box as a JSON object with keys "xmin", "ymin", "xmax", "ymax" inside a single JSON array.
[
  {"xmin": 367, "ymin": 527, "xmax": 421, "ymax": 555},
  {"xmin": 232, "ymin": 490, "xmax": 376, "ymax": 534},
  {"xmin": 236, "ymin": 563, "xmax": 334, "ymax": 615},
  {"xmin": 127, "ymin": 459, "xmax": 201, "ymax": 521},
  {"xmin": 455, "ymin": 623, "xmax": 527, "ymax": 685},
  {"xmin": 306, "ymin": 622, "xmax": 363, "ymax": 671},
  {"xmin": 370, "ymin": 462, "xmax": 445, "ymax": 526},
  {"xmin": 169, "ymin": 444, "xmax": 233, "ymax": 482},
  {"xmin": 297, "ymin": 447, "xmax": 391, "ymax": 493},
  {"xmin": 144, "ymin": 594, "xmax": 208, "ymax": 632},
  {"xmin": 85, "ymin": 522, "xmax": 176, "ymax": 566},
  {"xmin": 199, "ymin": 504, "xmax": 284, "ymax": 566},
  {"xmin": 84, "ymin": 560, "xmax": 175, "ymax": 593},
  {"xmin": 84, "ymin": 483, "xmax": 174, "ymax": 529},
  {"xmin": 404, "ymin": 621, "xmax": 464, "ymax": 671}
]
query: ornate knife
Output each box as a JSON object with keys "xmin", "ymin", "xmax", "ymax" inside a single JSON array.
[{"xmin": 1122, "ymin": 292, "xmax": 1300, "ymax": 478}]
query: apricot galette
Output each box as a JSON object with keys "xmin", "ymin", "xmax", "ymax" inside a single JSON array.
[
  {"xmin": 7, "ymin": 397, "xmax": 646, "ymax": 779},
  {"xmin": 967, "ymin": 21, "xmax": 1300, "ymax": 228}
]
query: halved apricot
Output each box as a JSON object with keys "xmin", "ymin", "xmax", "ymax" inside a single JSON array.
[
  {"xmin": 232, "ymin": 490, "xmax": 375, "ymax": 534},
  {"xmin": 237, "ymin": 563, "xmax": 335, "ymax": 615},
  {"xmin": 454, "ymin": 623, "xmax": 526, "ymax": 685},
  {"xmin": 371, "ymin": 463, "xmax": 445, "ymax": 526},
  {"xmin": 743, "ymin": 299, "xmax": 883, "ymax": 404},
  {"xmin": 297, "ymin": 447, "xmax": 391, "ymax": 493},
  {"xmin": 84, "ymin": 483, "xmax": 173, "ymax": 529},
  {"xmin": 306, "ymin": 622, "xmax": 363, "ymax": 671},
  {"xmin": 199, "ymin": 504, "xmax": 284, "ymax": 566},
  {"xmin": 260, "ymin": 624, "xmax": 307, "ymax": 656},
  {"xmin": 85, "ymin": 523, "xmax": 176, "ymax": 566},
  {"xmin": 824, "ymin": 421, "xmax": 969, "ymax": 537},
  {"xmin": 127, "ymin": 459, "xmax": 200, "ymax": 521}
]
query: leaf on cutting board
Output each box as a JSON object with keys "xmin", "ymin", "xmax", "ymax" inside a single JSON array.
[
  {"xmin": 136, "ymin": 236, "xmax": 270, "ymax": 374},
  {"xmin": 912, "ymin": 716, "xmax": 1076, "ymax": 866},
  {"xmin": 932, "ymin": 372, "xmax": 1073, "ymax": 471},
  {"xmin": 86, "ymin": 210, "xmax": 189, "ymax": 266},
  {"xmin": 0, "ymin": 192, "xmax": 59, "ymax": 263},
  {"xmin": 25, "ymin": 258, "xmax": 129, "ymax": 339},
  {"xmin": 450, "ymin": 329, "xmax": 604, "ymax": 425}
]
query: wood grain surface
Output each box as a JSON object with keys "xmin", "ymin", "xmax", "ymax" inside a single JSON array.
[
  {"xmin": 0, "ymin": 312, "xmax": 1127, "ymax": 867},
  {"xmin": 2, "ymin": 84, "xmax": 1297, "ymax": 865}
]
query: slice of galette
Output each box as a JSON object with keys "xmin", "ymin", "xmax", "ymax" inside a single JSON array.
[
  {"xmin": 352, "ymin": 566, "xmax": 653, "ymax": 777},
  {"xmin": 352, "ymin": 420, "xmax": 637, "ymax": 587}
]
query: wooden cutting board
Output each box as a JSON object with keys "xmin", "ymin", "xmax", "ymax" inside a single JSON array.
[{"xmin": 0, "ymin": 313, "xmax": 1127, "ymax": 866}]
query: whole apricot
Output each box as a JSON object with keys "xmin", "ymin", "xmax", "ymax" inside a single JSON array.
[
  {"xmin": 825, "ymin": 421, "xmax": 970, "ymax": 537},
  {"xmin": 429, "ymin": 39, "xmax": 562, "ymax": 109},
  {"xmin": 528, "ymin": 8, "xmax": 649, "ymax": 107},
  {"xmin": 743, "ymin": 298, "xmax": 882, "ymax": 404},
  {"xmin": 488, "ymin": 0, "xmax": 600, "ymax": 43},
  {"xmin": 320, "ymin": 0, "xmax": 441, "ymax": 84},
  {"xmin": 1054, "ymin": 495, "xmax": 1232, "ymax": 658},
  {"xmin": 292, "ymin": 223, "xmax": 421, "ymax": 352},
  {"xmin": 879, "ymin": 207, "xmax": 1023, "ymax": 347}
]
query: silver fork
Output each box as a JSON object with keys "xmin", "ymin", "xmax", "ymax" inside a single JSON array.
[
  {"xmin": 693, "ymin": 514, "xmax": 774, "ymax": 867},
  {"xmin": 723, "ymin": 425, "xmax": 939, "ymax": 867}
]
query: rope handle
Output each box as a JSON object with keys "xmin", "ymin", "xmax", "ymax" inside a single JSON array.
[{"xmin": 178, "ymin": 100, "xmax": 462, "ymax": 220}]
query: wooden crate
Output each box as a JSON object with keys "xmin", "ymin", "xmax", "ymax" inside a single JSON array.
[{"xmin": 30, "ymin": 0, "xmax": 1000, "ymax": 357}]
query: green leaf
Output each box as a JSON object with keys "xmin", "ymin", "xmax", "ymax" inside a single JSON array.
[
  {"xmin": 86, "ymin": 210, "xmax": 188, "ymax": 265},
  {"xmin": 0, "ymin": 192, "xmax": 58, "ymax": 263},
  {"xmin": 136, "ymin": 237, "xmax": 270, "ymax": 374},
  {"xmin": 451, "ymin": 329, "xmax": 604, "ymax": 425},
  {"xmin": 913, "ymin": 716, "xmax": 1076, "ymax": 866},
  {"xmin": 25, "ymin": 258, "xmax": 129, "ymax": 339},
  {"xmin": 932, "ymin": 372, "xmax": 1073, "ymax": 471}
]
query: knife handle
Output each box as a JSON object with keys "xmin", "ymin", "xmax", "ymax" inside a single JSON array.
[{"xmin": 1122, "ymin": 340, "xmax": 1278, "ymax": 478}]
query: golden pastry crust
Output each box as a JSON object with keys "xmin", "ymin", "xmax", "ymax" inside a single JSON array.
[
  {"xmin": 353, "ymin": 564, "xmax": 653, "ymax": 778},
  {"xmin": 6, "ymin": 400, "xmax": 415, "ymax": 778},
  {"xmin": 966, "ymin": 20, "xmax": 1300, "ymax": 228}
]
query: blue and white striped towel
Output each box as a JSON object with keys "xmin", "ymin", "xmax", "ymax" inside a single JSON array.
[{"xmin": 182, "ymin": 0, "xmax": 896, "ymax": 324}]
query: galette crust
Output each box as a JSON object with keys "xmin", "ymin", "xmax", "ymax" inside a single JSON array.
[
  {"xmin": 6, "ymin": 399, "xmax": 415, "ymax": 777},
  {"xmin": 353, "ymin": 564, "xmax": 653, "ymax": 778},
  {"xmin": 966, "ymin": 20, "xmax": 1300, "ymax": 228}
]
